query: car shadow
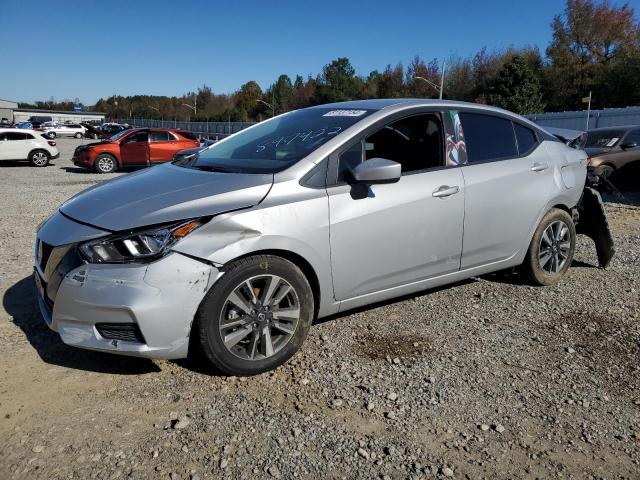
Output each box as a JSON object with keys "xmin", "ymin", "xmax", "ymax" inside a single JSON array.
[
  {"xmin": 3, "ymin": 276, "xmax": 160, "ymax": 375},
  {"xmin": 0, "ymin": 160, "xmax": 56, "ymax": 168},
  {"xmin": 313, "ymin": 278, "xmax": 476, "ymax": 326}
]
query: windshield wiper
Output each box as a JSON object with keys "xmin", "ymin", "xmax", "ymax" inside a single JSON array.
[{"xmin": 188, "ymin": 165, "xmax": 241, "ymax": 173}]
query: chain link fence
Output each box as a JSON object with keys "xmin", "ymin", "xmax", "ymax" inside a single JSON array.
[{"xmin": 115, "ymin": 118, "xmax": 256, "ymax": 139}]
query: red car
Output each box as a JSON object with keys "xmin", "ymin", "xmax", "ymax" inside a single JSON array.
[{"xmin": 72, "ymin": 128, "xmax": 200, "ymax": 173}]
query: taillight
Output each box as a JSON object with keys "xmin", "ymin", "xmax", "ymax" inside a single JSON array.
[{"xmin": 47, "ymin": 140, "xmax": 56, "ymax": 147}]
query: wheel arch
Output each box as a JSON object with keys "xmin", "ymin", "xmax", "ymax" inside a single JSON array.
[
  {"xmin": 27, "ymin": 148, "xmax": 50, "ymax": 159},
  {"xmin": 220, "ymin": 249, "xmax": 321, "ymax": 319}
]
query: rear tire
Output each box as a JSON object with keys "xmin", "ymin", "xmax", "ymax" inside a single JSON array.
[
  {"xmin": 522, "ymin": 208, "xmax": 576, "ymax": 286},
  {"xmin": 48, "ymin": 132, "xmax": 56, "ymax": 138},
  {"xmin": 29, "ymin": 150, "xmax": 50, "ymax": 167},
  {"xmin": 193, "ymin": 255, "xmax": 314, "ymax": 376},
  {"xmin": 95, "ymin": 154, "xmax": 117, "ymax": 173}
]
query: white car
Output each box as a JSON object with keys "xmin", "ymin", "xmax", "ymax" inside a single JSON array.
[
  {"xmin": 0, "ymin": 128, "xmax": 59, "ymax": 166},
  {"xmin": 43, "ymin": 123, "xmax": 86, "ymax": 139}
]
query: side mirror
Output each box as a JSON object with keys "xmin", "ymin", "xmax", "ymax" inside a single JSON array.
[
  {"xmin": 620, "ymin": 141, "xmax": 638, "ymax": 150},
  {"xmin": 351, "ymin": 158, "xmax": 401, "ymax": 184}
]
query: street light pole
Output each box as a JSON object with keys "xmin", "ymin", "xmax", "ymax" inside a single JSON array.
[
  {"xmin": 257, "ymin": 99, "xmax": 275, "ymax": 117},
  {"xmin": 414, "ymin": 59, "xmax": 446, "ymax": 99}
]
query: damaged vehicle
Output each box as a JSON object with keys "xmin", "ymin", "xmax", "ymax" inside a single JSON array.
[{"xmin": 33, "ymin": 100, "xmax": 614, "ymax": 375}]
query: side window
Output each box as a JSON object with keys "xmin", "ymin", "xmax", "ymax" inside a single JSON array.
[
  {"xmin": 444, "ymin": 110, "xmax": 468, "ymax": 166},
  {"xmin": 513, "ymin": 123, "xmax": 538, "ymax": 155},
  {"xmin": 337, "ymin": 113, "xmax": 444, "ymax": 182},
  {"xmin": 458, "ymin": 113, "xmax": 517, "ymax": 163},
  {"xmin": 123, "ymin": 131, "xmax": 148, "ymax": 143},
  {"xmin": 23, "ymin": 133, "xmax": 34, "ymax": 140},
  {"xmin": 364, "ymin": 113, "xmax": 443, "ymax": 173},
  {"xmin": 337, "ymin": 141, "xmax": 364, "ymax": 182},
  {"xmin": 150, "ymin": 131, "xmax": 170, "ymax": 142},
  {"xmin": 0, "ymin": 133, "xmax": 6, "ymax": 141},
  {"xmin": 623, "ymin": 129, "xmax": 640, "ymax": 146},
  {"xmin": 6, "ymin": 132, "xmax": 28, "ymax": 141}
]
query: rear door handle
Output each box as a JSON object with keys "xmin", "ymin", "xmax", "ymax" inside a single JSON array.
[
  {"xmin": 531, "ymin": 162, "xmax": 549, "ymax": 172},
  {"xmin": 432, "ymin": 185, "xmax": 460, "ymax": 198}
]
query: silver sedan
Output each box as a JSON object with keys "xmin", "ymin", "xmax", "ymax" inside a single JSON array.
[{"xmin": 34, "ymin": 99, "xmax": 589, "ymax": 375}]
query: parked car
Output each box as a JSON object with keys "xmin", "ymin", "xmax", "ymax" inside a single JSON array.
[
  {"xmin": 35, "ymin": 99, "xmax": 598, "ymax": 376},
  {"xmin": 42, "ymin": 123, "xmax": 87, "ymax": 139},
  {"xmin": 172, "ymin": 138, "xmax": 217, "ymax": 163},
  {"xmin": 99, "ymin": 123, "xmax": 130, "ymax": 136},
  {"xmin": 71, "ymin": 128, "xmax": 200, "ymax": 173},
  {"xmin": 579, "ymin": 125, "xmax": 640, "ymax": 180},
  {"xmin": 81, "ymin": 122, "xmax": 108, "ymax": 140},
  {"xmin": 0, "ymin": 128, "xmax": 59, "ymax": 166}
]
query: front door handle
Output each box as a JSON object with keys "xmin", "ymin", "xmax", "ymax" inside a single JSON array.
[
  {"xmin": 531, "ymin": 162, "xmax": 549, "ymax": 172},
  {"xmin": 432, "ymin": 185, "xmax": 460, "ymax": 198}
]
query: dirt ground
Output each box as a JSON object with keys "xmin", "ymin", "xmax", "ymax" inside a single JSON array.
[{"xmin": 0, "ymin": 138, "xmax": 639, "ymax": 479}]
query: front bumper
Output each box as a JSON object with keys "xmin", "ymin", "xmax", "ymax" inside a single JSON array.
[{"xmin": 34, "ymin": 213, "xmax": 221, "ymax": 359}]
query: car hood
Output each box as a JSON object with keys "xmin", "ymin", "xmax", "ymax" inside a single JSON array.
[{"xmin": 60, "ymin": 163, "xmax": 274, "ymax": 231}]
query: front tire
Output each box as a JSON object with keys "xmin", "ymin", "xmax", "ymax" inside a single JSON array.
[
  {"xmin": 193, "ymin": 255, "xmax": 314, "ymax": 376},
  {"xmin": 48, "ymin": 132, "xmax": 56, "ymax": 138},
  {"xmin": 522, "ymin": 208, "xmax": 576, "ymax": 286},
  {"xmin": 75, "ymin": 132, "xmax": 83, "ymax": 138},
  {"xmin": 29, "ymin": 150, "xmax": 50, "ymax": 167},
  {"xmin": 95, "ymin": 154, "xmax": 117, "ymax": 173}
]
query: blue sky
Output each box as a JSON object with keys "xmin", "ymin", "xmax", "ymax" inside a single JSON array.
[{"xmin": 1, "ymin": 0, "xmax": 638, "ymax": 104}]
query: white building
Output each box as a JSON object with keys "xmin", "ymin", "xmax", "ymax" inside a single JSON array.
[{"xmin": 0, "ymin": 99, "xmax": 105, "ymax": 123}]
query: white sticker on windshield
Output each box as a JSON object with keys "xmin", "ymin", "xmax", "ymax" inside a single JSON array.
[
  {"xmin": 606, "ymin": 137, "xmax": 619, "ymax": 147},
  {"xmin": 322, "ymin": 109, "xmax": 367, "ymax": 117}
]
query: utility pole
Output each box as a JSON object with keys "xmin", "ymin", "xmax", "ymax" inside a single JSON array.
[
  {"xmin": 582, "ymin": 91, "xmax": 592, "ymax": 130},
  {"xmin": 439, "ymin": 60, "xmax": 446, "ymax": 100}
]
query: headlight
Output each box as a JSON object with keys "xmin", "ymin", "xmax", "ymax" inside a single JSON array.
[{"xmin": 79, "ymin": 219, "xmax": 203, "ymax": 264}]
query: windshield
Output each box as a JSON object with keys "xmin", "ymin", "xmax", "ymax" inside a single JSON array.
[
  {"xmin": 584, "ymin": 130, "xmax": 625, "ymax": 148},
  {"xmin": 176, "ymin": 107, "xmax": 374, "ymax": 173},
  {"xmin": 110, "ymin": 130, "xmax": 130, "ymax": 141}
]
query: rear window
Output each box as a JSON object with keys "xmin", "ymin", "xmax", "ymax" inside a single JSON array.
[
  {"xmin": 459, "ymin": 113, "xmax": 517, "ymax": 163},
  {"xmin": 514, "ymin": 123, "xmax": 537, "ymax": 154},
  {"xmin": 176, "ymin": 130, "xmax": 198, "ymax": 141}
]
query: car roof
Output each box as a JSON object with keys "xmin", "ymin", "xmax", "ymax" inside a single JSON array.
[
  {"xmin": 0, "ymin": 128, "xmax": 43, "ymax": 134},
  {"xmin": 307, "ymin": 98, "xmax": 515, "ymax": 115}
]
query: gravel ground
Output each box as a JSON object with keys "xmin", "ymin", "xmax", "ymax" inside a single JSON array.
[{"xmin": 0, "ymin": 138, "xmax": 639, "ymax": 479}]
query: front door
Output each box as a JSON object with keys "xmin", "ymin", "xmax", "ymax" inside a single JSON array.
[
  {"xmin": 119, "ymin": 131, "xmax": 150, "ymax": 167},
  {"xmin": 327, "ymin": 112, "xmax": 465, "ymax": 301}
]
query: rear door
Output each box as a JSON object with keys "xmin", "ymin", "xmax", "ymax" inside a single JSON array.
[
  {"xmin": 3, "ymin": 132, "xmax": 30, "ymax": 159},
  {"xmin": 149, "ymin": 130, "xmax": 178, "ymax": 163},
  {"xmin": 327, "ymin": 111, "xmax": 465, "ymax": 301},
  {"xmin": 450, "ymin": 110, "xmax": 552, "ymax": 269},
  {"xmin": 119, "ymin": 131, "xmax": 150, "ymax": 166}
]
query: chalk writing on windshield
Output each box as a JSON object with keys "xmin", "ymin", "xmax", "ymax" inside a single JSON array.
[{"xmin": 255, "ymin": 126, "xmax": 343, "ymax": 153}]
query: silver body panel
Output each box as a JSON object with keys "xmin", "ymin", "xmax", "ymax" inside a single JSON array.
[{"xmin": 34, "ymin": 100, "xmax": 587, "ymax": 359}]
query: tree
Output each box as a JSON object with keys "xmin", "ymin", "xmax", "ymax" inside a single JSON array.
[
  {"xmin": 545, "ymin": 0, "xmax": 639, "ymax": 110},
  {"xmin": 406, "ymin": 56, "xmax": 440, "ymax": 98},
  {"xmin": 272, "ymin": 74, "xmax": 294, "ymax": 112},
  {"xmin": 314, "ymin": 58, "xmax": 364, "ymax": 103},
  {"xmin": 486, "ymin": 55, "xmax": 545, "ymax": 114}
]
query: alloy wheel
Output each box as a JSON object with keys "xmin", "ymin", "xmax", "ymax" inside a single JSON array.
[
  {"xmin": 219, "ymin": 275, "xmax": 300, "ymax": 361},
  {"xmin": 31, "ymin": 152, "xmax": 48, "ymax": 166},
  {"xmin": 538, "ymin": 220, "xmax": 571, "ymax": 273},
  {"xmin": 97, "ymin": 157, "xmax": 115, "ymax": 172}
]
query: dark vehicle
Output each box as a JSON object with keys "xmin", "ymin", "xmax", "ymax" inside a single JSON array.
[
  {"xmin": 172, "ymin": 139, "xmax": 217, "ymax": 163},
  {"xmin": 581, "ymin": 126, "xmax": 640, "ymax": 181},
  {"xmin": 99, "ymin": 123, "xmax": 130, "ymax": 136},
  {"xmin": 81, "ymin": 122, "xmax": 108, "ymax": 140}
]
